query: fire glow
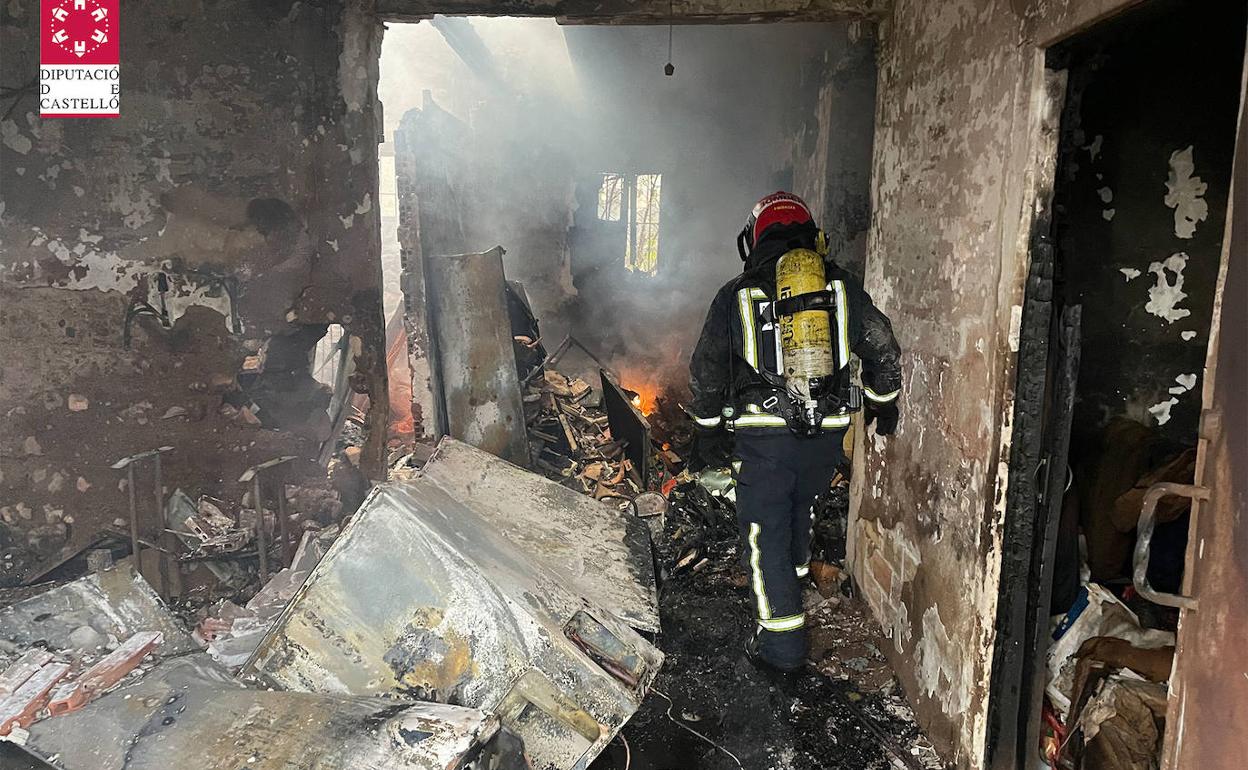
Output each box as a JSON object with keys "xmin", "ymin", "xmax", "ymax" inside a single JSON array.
[{"xmin": 627, "ymin": 384, "xmax": 658, "ymax": 416}]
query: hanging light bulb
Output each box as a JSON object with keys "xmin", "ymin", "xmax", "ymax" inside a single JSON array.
[{"xmin": 665, "ymin": 0, "xmax": 675, "ymax": 76}]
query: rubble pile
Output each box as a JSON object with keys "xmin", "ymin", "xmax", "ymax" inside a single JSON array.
[
  {"xmin": 524, "ymin": 370, "xmax": 646, "ymax": 498},
  {"xmin": 193, "ymin": 526, "xmax": 339, "ymax": 668},
  {"xmin": 0, "ymin": 556, "xmax": 532, "ymax": 769},
  {"xmin": 520, "ymin": 359, "xmax": 697, "ymax": 503}
]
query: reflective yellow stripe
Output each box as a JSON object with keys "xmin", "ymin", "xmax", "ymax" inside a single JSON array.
[
  {"xmin": 737, "ymin": 288, "xmax": 767, "ymax": 370},
  {"xmin": 795, "ymin": 564, "xmax": 810, "ymax": 578},
  {"xmin": 758, "ymin": 613, "xmax": 805, "ymax": 632},
  {"xmin": 864, "ymin": 386, "xmax": 900, "ymax": 403},
  {"xmin": 747, "ymin": 522, "xmax": 771, "ymax": 619},
  {"xmin": 694, "ymin": 415, "xmax": 723, "ymax": 427},
  {"xmin": 730, "ymin": 413, "xmax": 852, "ymax": 430},
  {"xmin": 831, "ymin": 280, "xmax": 850, "ymax": 369},
  {"xmin": 737, "ymin": 288, "xmax": 756, "ymax": 368},
  {"xmin": 733, "ymin": 414, "xmax": 789, "ymax": 428}
]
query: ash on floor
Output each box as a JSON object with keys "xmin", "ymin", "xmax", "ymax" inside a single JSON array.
[{"xmin": 590, "ymin": 478, "xmax": 945, "ymax": 770}]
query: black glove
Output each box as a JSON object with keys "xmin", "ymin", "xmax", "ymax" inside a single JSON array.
[
  {"xmin": 690, "ymin": 427, "xmax": 733, "ymax": 471},
  {"xmin": 865, "ymin": 402, "xmax": 899, "ymax": 436}
]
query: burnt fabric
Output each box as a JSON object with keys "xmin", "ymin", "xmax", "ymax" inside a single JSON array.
[
  {"xmin": 688, "ymin": 232, "xmax": 903, "ymax": 430},
  {"xmin": 735, "ymin": 430, "xmax": 846, "ymax": 669}
]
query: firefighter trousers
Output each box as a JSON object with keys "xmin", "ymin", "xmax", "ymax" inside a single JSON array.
[{"xmin": 734, "ymin": 429, "xmax": 846, "ymax": 669}]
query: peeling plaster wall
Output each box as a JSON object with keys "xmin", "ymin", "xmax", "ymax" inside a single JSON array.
[
  {"xmin": 0, "ymin": 0, "xmax": 386, "ymax": 580},
  {"xmin": 1049, "ymin": 0, "xmax": 1245, "ymax": 446},
  {"xmin": 849, "ymin": 0, "xmax": 1139, "ymax": 767}
]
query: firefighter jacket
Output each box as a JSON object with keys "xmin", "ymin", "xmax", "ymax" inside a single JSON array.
[{"xmin": 689, "ymin": 239, "xmax": 902, "ymax": 433}]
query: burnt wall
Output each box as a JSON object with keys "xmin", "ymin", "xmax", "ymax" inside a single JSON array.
[
  {"xmin": 0, "ymin": 0, "xmax": 386, "ymax": 581},
  {"xmin": 787, "ymin": 22, "xmax": 878, "ymax": 277},
  {"xmin": 849, "ymin": 0, "xmax": 1142, "ymax": 767},
  {"xmin": 1049, "ymin": 0, "xmax": 1246, "ymax": 447}
]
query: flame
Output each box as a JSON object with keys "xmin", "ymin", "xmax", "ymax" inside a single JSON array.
[{"xmin": 626, "ymin": 383, "xmax": 659, "ymax": 416}]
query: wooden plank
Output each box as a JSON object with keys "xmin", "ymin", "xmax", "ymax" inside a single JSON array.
[
  {"xmin": 46, "ymin": 632, "xmax": 163, "ymax": 717},
  {"xmin": 0, "ymin": 650, "xmax": 54, "ymax": 697},
  {"xmin": 0, "ymin": 662, "xmax": 71, "ymax": 735}
]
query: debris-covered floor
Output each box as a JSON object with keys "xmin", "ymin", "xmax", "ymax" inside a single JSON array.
[
  {"xmin": 513, "ymin": 360, "xmax": 940, "ymax": 769},
  {"xmin": 588, "ymin": 475, "xmax": 943, "ymax": 770},
  {"xmin": 0, "ymin": 355, "xmax": 942, "ymax": 770}
]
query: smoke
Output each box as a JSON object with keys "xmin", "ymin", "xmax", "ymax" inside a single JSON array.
[{"xmin": 378, "ymin": 18, "xmax": 865, "ymax": 398}]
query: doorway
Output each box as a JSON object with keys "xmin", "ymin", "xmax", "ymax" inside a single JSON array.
[
  {"xmin": 1003, "ymin": 1, "xmax": 1247, "ymax": 768},
  {"xmin": 373, "ymin": 15, "xmax": 937, "ymax": 770}
]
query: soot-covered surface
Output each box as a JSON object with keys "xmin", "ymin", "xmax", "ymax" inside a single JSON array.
[{"xmin": 591, "ymin": 481, "xmax": 945, "ymax": 770}]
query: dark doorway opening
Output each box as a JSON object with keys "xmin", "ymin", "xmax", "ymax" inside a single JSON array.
[{"xmin": 998, "ymin": 2, "xmax": 1247, "ymax": 768}]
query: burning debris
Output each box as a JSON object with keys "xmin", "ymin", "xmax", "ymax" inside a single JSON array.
[
  {"xmin": 519, "ymin": 349, "xmax": 694, "ymax": 503},
  {"xmin": 523, "ymin": 365, "xmax": 655, "ymax": 501}
]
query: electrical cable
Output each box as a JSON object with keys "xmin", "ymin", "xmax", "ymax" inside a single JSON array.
[
  {"xmin": 650, "ymin": 688, "xmax": 745, "ymax": 769},
  {"xmin": 615, "ymin": 732, "xmax": 631, "ymax": 770}
]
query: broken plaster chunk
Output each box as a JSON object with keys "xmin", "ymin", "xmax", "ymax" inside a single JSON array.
[
  {"xmin": 69, "ymin": 625, "xmax": 106, "ymax": 652},
  {"xmin": 1175, "ymin": 373, "xmax": 1197, "ymax": 391},
  {"xmin": 1119, "ymin": 267, "xmax": 1141, "ymax": 281},
  {"xmin": 237, "ymin": 406, "xmax": 261, "ymax": 426},
  {"xmin": 1102, "ymin": 208, "xmax": 1116, "ymax": 221},
  {"xmin": 1181, "ymin": 330, "xmax": 1197, "ymax": 341}
]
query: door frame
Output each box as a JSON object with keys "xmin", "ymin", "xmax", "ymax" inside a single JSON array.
[
  {"xmin": 1159, "ymin": 33, "xmax": 1248, "ymax": 769},
  {"xmin": 983, "ymin": 62, "xmax": 1069, "ymax": 770}
]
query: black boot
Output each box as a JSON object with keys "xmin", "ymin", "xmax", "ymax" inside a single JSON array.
[{"xmin": 745, "ymin": 629, "xmax": 805, "ymax": 674}]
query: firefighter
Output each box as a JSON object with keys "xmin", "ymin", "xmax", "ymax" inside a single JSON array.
[{"xmin": 689, "ymin": 191, "xmax": 902, "ymax": 673}]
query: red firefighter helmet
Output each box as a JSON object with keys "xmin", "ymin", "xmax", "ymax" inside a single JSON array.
[{"xmin": 738, "ymin": 192, "xmax": 814, "ymax": 260}]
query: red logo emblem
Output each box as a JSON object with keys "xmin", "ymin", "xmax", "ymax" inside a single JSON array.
[
  {"xmin": 40, "ymin": 0, "xmax": 120, "ymax": 117},
  {"xmin": 43, "ymin": 0, "xmax": 118, "ymax": 64}
]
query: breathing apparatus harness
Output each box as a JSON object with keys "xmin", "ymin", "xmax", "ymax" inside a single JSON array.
[{"xmin": 727, "ymin": 205, "xmax": 861, "ymax": 436}]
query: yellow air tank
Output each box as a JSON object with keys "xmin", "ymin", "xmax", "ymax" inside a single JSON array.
[{"xmin": 775, "ymin": 248, "xmax": 833, "ymax": 402}]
